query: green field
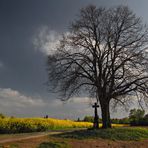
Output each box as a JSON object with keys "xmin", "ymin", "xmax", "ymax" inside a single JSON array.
[{"xmin": 53, "ymin": 127, "xmax": 148, "ymax": 141}]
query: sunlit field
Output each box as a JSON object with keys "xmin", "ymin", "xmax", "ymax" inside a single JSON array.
[{"xmin": 0, "ymin": 117, "xmax": 129, "ymax": 134}]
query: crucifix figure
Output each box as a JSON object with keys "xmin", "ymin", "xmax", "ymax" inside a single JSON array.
[{"xmin": 92, "ymin": 102, "xmax": 99, "ymax": 129}]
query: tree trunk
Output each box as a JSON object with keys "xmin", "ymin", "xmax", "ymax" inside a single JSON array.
[{"xmin": 100, "ymin": 101, "xmax": 111, "ymax": 128}]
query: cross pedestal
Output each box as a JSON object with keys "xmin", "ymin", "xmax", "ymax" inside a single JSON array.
[{"xmin": 92, "ymin": 102, "xmax": 99, "ymax": 129}]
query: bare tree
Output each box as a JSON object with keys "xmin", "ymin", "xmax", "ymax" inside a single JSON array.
[{"xmin": 47, "ymin": 5, "xmax": 148, "ymax": 128}]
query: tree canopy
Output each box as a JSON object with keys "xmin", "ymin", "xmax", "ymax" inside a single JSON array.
[
  {"xmin": 47, "ymin": 5, "xmax": 148, "ymax": 128},
  {"xmin": 129, "ymin": 108, "xmax": 145, "ymax": 121}
]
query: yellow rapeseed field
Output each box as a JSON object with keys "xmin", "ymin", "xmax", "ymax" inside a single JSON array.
[{"xmin": 0, "ymin": 117, "xmax": 129, "ymax": 133}]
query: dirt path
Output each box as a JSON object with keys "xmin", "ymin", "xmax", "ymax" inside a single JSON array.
[
  {"xmin": 0, "ymin": 128, "xmax": 87, "ymax": 144},
  {"xmin": 0, "ymin": 131, "xmax": 62, "ymax": 144}
]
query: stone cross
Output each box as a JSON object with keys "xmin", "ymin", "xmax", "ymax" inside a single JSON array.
[{"xmin": 92, "ymin": 102, "xmax": 99, "ymax": 129}]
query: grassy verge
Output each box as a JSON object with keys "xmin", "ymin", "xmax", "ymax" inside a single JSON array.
[{"xmin": 53, "ymin": 127, "xmax": 148, "ymax": 141}]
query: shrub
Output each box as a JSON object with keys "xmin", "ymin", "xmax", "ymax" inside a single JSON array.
[{"xmin": 0, "ymin": 113, "xmax": 5, "ymax": 119}]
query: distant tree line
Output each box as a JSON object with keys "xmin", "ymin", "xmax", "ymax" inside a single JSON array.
[
  {"xmin": 80, "ymin": 108, "xmax": 148, "ymax": 126},
  {"xmin": 129, "ymin": 109, "xmax": 148, "ymax": 126},
  {"xmin": 81, "ymin": 116, "xmax": 130, "ymax": 124}
]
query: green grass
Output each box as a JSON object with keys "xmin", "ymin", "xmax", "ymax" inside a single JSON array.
[
  {"xmin": 38, "ymin": 141, "xmax": 70, "ymax": 148},
  {"xmin": 53, "ymin": 127, "xmax": 148, "ymax": 141}
]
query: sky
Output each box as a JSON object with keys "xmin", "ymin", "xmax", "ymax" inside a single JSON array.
[{"xmin": 0, "ymin": 0, "xmax": 148, "ymax": 119}]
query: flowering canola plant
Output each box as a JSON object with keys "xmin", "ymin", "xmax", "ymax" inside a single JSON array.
[{"xmin": 0, "ymin": 117, "xmax": 128, "ymax": 134}]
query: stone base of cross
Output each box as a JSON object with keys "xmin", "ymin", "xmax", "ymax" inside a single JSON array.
[{"xmin": 92, "ymin": 102, "xmax": 99, "ymax": 129}]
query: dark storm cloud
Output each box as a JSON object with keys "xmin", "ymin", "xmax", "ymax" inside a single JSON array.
[
  {"xmin": 0, "ymin": 0, "xmax": 147, "ymax": 118},
  {"xmin": 0, "ymin": 0, "xmax": 111, "ymax": 96}
]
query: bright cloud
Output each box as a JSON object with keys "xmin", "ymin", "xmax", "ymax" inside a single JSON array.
[
  {"xmin": 69, "ymin": 97, "xmax": 95, "ymax": 105},
  {"xmin": 0, "ymin": 87, "xmax": 134, "ymax": 119},
  {"xmin": 0, "ymin": 88, "xmax": 45, "ymax": 108},
  {"xmin": 33, "ymin": 26, "xmax": 62, "ymax": 55}
]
